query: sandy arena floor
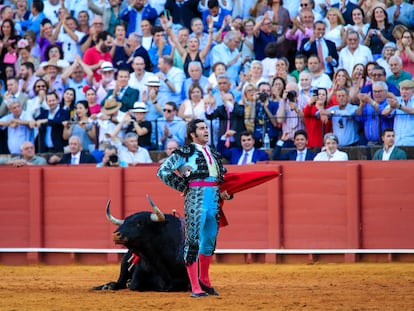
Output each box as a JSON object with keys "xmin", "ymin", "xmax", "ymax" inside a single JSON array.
[{"xmin": 1, "ymin": 263, "xmax": 413, "ymax": 311}]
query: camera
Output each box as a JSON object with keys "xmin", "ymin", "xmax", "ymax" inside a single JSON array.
[
  {"xmin": 258, "ymin": 92, "xmax": 268, "ymax": 102},
  {"xmin": 286, "ymin": 90, "xmax": 297, "ymax": 102},
  {"xmin": 372, "ymin": 30, "xmax": 377, "ymax": 36},
  {"xmin": 106, "ymin": 154, "xmax": 119, "ymax": 166}
]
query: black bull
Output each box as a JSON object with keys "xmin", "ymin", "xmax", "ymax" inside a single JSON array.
[{"xmin": 93, "ymin": 197, "xmax": 190, "ymax": 292}]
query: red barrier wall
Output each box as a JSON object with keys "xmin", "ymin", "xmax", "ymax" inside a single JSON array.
[{"xmin": 0, "ymin": 162, "xmax": 413, "ymax": 265}]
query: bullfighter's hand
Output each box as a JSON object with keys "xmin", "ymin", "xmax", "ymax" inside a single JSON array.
[{"xmin": 220, "ymin": 190, "xmax": 231, "ymax": 200}]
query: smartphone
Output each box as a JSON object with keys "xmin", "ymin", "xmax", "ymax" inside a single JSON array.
[{"xmin": 313, "ymin": 89, "xmax": 319, "ymax": 96}]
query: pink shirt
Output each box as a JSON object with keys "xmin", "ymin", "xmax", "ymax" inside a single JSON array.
[{"xmin": 285, "ymin": 27, "xmax": 314, "ymax": 50}]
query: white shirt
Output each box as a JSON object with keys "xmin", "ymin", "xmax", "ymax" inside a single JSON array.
[
  {"xmin": 71, "ymin": 151, "xmax": 81, "ymax": 165},
  {"xmin": 338, "ymin": 45, "xmax": 373, "ymax": 76},
  {"xmin": 314, "ymin": 149, "xmax": 349, "ymax": 161},
  {"xmin": 128, "ymin": 72, "xmax": 154, "ymax": 101},
  {"xmin": 382, "ymin": 145, "xmax": 396, "ymax": 161},
  {"xmin": 311, "ymin": 73, "xmax": 333, "ymax": 90},
  {"xmin": 118, "ymin": 146, "xmax": 153, "ymax": 164},
  {"xmin": 237, "ymin": 149, "xmax": 254, "ymax": 165}
]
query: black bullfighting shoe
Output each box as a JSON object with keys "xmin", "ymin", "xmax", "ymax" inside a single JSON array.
[
  {"xmin": 199, "ymin": 280, "xmax": 219, "ymax": 296},
  {"xmin": 190, "ymin": 292, "xmax": 209, "ymax": 298}
]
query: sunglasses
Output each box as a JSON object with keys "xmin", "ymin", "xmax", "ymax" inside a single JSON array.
[
  {"xmin": 163, "ymin": 109, "xmax": 173, "ymax": 113},
  {"xmin": 300, "ymin": 3, "xmax": 309, "ymax": 6}
]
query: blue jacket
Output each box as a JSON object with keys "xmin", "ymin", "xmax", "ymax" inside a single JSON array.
[
  {"xmin": 272, "ymin": 145, "xmax": 316, "ymax": 161},
  {"xmin": 373, "ymin": 147, "xmax": 407, "ymax": 160},
  {"xmin": 217, "ymin": 140, "xmax": 269, "ymax": 164},
  {"xmin": 121, "ymin": 5, "xmax": 158, "ymax": 36}
]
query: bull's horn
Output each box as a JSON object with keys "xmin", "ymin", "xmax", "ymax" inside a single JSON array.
[
  {"xmin": 146, "ymin": 194, "xmax": 165, "ymax": 222},
  {"xmin": 105, "ymin": 200, "xmax": 124, "ymax": 225}
]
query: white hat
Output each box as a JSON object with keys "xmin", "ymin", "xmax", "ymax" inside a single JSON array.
[
  {"xmin": 130, "ymin": 102, "xmax": 148, "ymax": 113},
  {"xmin": 98, "ymin": 61, "xmax": 116, "ymax": 73},
  {"xmin": 146, "ymin": 75, "xmax": 161, "ymax": 87}
]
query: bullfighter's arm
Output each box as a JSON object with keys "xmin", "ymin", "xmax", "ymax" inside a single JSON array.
[{"xmin": 157, "ymin": 152, "xmax": 187, "ymax": 193}]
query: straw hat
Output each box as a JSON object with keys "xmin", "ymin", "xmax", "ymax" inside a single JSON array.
[
  {"xmin": 146, "ymin": 75, "xmax": 161, "ymax": 87},
  {"xmin": 101, "ymin": 98, "xmax": 122, "ymax": 115}
]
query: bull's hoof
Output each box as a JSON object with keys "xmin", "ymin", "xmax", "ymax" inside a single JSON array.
[
  {"xmin": 199, "ymin": 280, "xmax": 219, "ymax": 296},
  {"xmin": 190, "ymin": 292, "xmax": 208, "ymax": 298},
  {"xmin": 92, "ymin": 282, "xmax": 119, "ymax": 290}
]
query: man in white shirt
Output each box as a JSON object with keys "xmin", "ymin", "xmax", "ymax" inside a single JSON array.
[
  {"xmin": 338, "ymin": 30, "xmax": 373, "ymax": 76},
  {"xmin": 307, "ymin": 55, "xmax": 332, "ymax": 90},
  {"xmin": 116, "ymin": 132, "xmax": 153, "ymax": 165},
  {"xmin": 128, "ymin": 56, "xmax": 154, "ymax": 101}
]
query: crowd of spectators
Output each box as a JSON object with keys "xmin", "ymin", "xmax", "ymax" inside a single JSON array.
[{"xmin": 0, "ymin": 0, "xmax": 413, "ymax": 166}]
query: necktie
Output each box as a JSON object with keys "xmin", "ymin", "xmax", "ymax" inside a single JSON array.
[
  {"xmin": 225, "ymin": 110, "xmax": 231, "ymax": 148},
  {"xmin": 71, "ymin": 157, "xmax": 76, "ymax": 164},
  {"xmin": 241, "ymin": 152, "xmax": 248, "ymax": 165},
  {"xmin": 317, "ymin": 39, "xmax": 325, "ymax": 71},
  {"xmin": 202, "ymin": 146, "xmax": 213, "ymax": 165},
  {"xmin": 298, "ymin": 152, "xmax": 304, "ymax": 162}
]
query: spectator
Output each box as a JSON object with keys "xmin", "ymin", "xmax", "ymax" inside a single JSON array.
[
  {"xmin": 356, "ymin": 81, "xmax": 393, "ymax": 145},
  {"xmin": 125, "ymin": 33, "xmax": 151, "ymax": 73},
  {"xmin": 158, "ymin": 138, "xmax": 179, "ymax": 163},
  {"xmin": 205, "ymin": 91, "xmax": 246, "ymax": 148},
  {"xmin": 0, "ymin": 100, "xmax": 35, "ymax": 154},
  {"xmin": 84, "ymin": 87, "xmax": 101, "ymax": 119},
  {"xmin": 211, "ymin": 31, "xmax": 244, "ymax": 82},
  {"xmin": 303, "ymin": 87, "xmax": 330, "ymax": 148},
  {"xmin": 314, "ymin": 132, "xmax": 349, "ymax": 161},
  {"xmin": 96, "ymin": 98, "xmax": 125, "ymax": 150},
  {"xmin": 373, "ymin": 128, "xmax": 407, "ymax": 160},
  {"xmin": 324, "ymin": 7, "xmax": 345, "ymax": 50},
  {"xmin": 112, "ymin": 102, "xmax": 152, "ymax": 149},
  {"xmin": 60, "ymin": 88, "xmax": 76, "ymax": 119},
  {"xmin": 94, "ymin": 61, "xmax": 116, "ymax": 104},
  {"xmin": 250, "ymin": 81, "xmax": 280, "ymax": 148},
  {"xmin": 39, "ymin": 59, "xmax": 65, "ymax": 98},
  {"xmin": 80, "ymin": 16, "xmax": 104, "ymax": 54},
  {"xmin": 0, "ymin": 141, "xmax": 47, "ymax": 166},
  {"xmin": 77, "ymin": 10, "xmax": 90, "ymax": 35},
  {"xmin": 240, "ymin": 18, "xmax": 255, "ymax": 66},
  {"xmin": 121, "ymin": 0, "xmax": 158, "ymax": 36},
  {"xmin": 272, "ymin": 129, "xmax": 317, "ymax": 161},
  {"xmin": 377, "ymin": 42, "xmax": 397, "ymax": 78},
  {"xmin": 275, "ymin": 57, "xmax": 296, "ymax": 84},
  {"xmin": 386, "ymin": 0, "xmax": 414, "ymax": 29},
  {"xmin": 307, "ymin": 55, "xmax": 332, "ymax": 89},
  {"xmin": 18, "ymin": 61, "xmax": 38, "ymax": 99},
  {"xmin": 328, "ymin": 69, "xmax": 353, "ymax": 107},
  {"xmin": 87, "ymin": 0, "xmax": 126, "ymax": 35},
  {"xmin": 344, "ymin": 7, "xmax": 369, "ymax": 44},
  {"xmin": 276, "ymin": 82, "xmax": 307, "ymax": 147},
  {"xmin": 179, "ymin": 83, "xmax": 208, "ymax": 123},
  {"xmin": 43, "ymin": 0, "xmax": 61, "ymax": 26},
  {"xmin": 128, "ymin": 56, "xmax": 154, "ymax": 101},
  {"xmin": 37, "ymin": 18, "xmax": 56, "ymax": 63},
  {"xmin": 382, "ymin": 79, "xmax": 414, "ymax": 146},
  {"xmin": 166, "ymin": 18, "xmax": 213, "ymax": 78},
  {"xmin": 155, "ymin": 55, "xmax": 185, "ymax": 107},
  {"xmin": 164, "ymin": 0, "xmax": 201, "ymax": 30},
  {"xmin": 201, "ymin": 0, "xmax": 231, "ymax": 34},
  {"xmin": 182, "ymin": 61, "xmax": 210, "ymax": 101},
  {"xmin": 218, "ymin": 130, "xmax": 269, "ymax": 165},
  {"xmin": 338, "ymin": 29, "xmax": 373, "ymax": 76},
  {"xmin": 16, "ymin": 40, "xmax": 39, "ymax": 76},
  {"xmin": 102, "ymin": 68, "xmax": 140, "ymax": 112},
  {"xmin": 53, "ymin": 15, "xmax": 86, "ymax": 64},
  {"xmin": 96, "ymin": 145, "xmax": 128, "ymax": 167},
  {"xmin": 298, "ymin": 71, "xmax": 313, "ymax": 98},
  {"xmin": 189, "ymin": 17, "xmax": 210, "ymax": 53},
  {"xmin": 360, "ymin": 65, "xmax": 400, "ymax": 98},
  {"xmin": 386, "ymin": 55, "xmax": 413, "ymax": 87},
  {"xmin": 115, "ymin": 132, "xmax": 153, "ymax": 164},
  {"xmin": 300, "ymin": 21, "xmax": 339, "ymax": 79},
  {"xmin": 143, "ymin": 75, "xmax": 163, "ymax": 127},
  {"xmin": 140, "ymin": 18, "xmax": 153, "ymax": 51},
  {"xmin": 148, "ymin": 26, "xmax": 172, "ymax": 73},
  {"xmin": 48, "ymin": 135, "xmax": 97, "ymax": 165},
  {"xmin": 253, "ymin": 14, "xmax": 276, "ymax": 61},
  {"xmin": 1, "ymin": 77, "xmax": 29, "ymax": 114},
  {"xmin": 20, "ymin": 0, "xmax": 46, "ymax": 36},
  {"xmin": 156, "ymin": 101, "xmax": 187, "ymax": 149},
  {"xmin": 286, "ymin": 9, "xmax": 314, "ymax": 53},
  {"xmin": 239, "ymin": 83, "xmax": 257, "ymax": 132},
  {"xmin": 110, "ymin": 23, "xmax": 129, "ymax": 71},
  {"xmin": 63, "ymin": 101, "xmax": 97, "ymax": 152},
  {"xmin": 334, "ymin": 0, "xmax": 359, "ymax": 25},
  {"xmin": 35, "ymin": 91, "xmax": 70, "ymax": 153},
  {"xmin": 26, "ymin": 79, "xmax": 50, "ymax": 121},
  {"xmin": 395, "ymin": 30, "xmax": 414, "ymax": 76},
  {"xmin": 270, "ymin": 76, "xmax": 286, "ymax": 102},
  {"xmin": 364, "ymin": 7, "xmax": 395, "ymax": 60},
  {"xmin": 323, "ymin": 87, "xmax": 359, "ymax": 146},
  {"xmin": 83, "ymin": 31, "xmax": 113, "ymax": 83},
  {"xmin": 61, "ymin": 56, "xmax": 94, "ymax": 102}
]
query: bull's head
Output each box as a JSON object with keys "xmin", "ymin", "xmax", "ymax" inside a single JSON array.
[{"xmin": 105, "ymin": 195, "xmax": 165, "ymax": 225}]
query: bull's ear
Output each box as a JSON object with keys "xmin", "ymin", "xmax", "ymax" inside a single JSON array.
[{"xmin": 147, "ymin": 195, "xmax": 165, "ymax": 222}]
